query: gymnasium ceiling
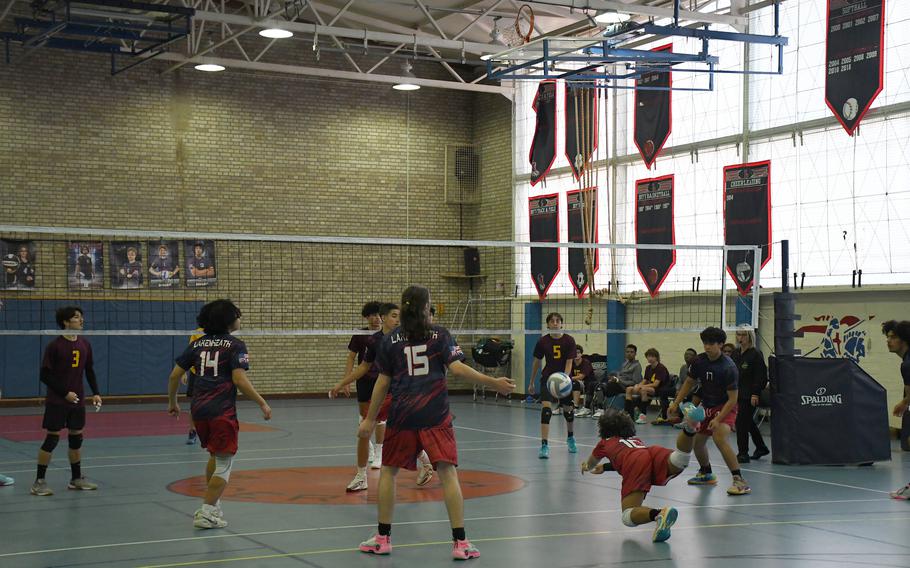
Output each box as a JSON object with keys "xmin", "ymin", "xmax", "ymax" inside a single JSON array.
[{"xmin": 0, "ymin": 0, "xmax": 756, "ymax": 94}]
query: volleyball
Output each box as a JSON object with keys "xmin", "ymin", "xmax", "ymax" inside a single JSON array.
[
  {"xmin": 547, "ymin": 372, "xmax": 573, "ymax": 399},
  {"xmin": 1, "ymin": 254, "xmax": 19, "ymax": 270}
]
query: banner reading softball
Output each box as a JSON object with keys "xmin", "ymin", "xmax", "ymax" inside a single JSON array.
[
  {"xmin": 567, "ymin": 188, "xmax": 598, "ymax": 298},
  {"xmin": 634, "ymin": 44, "xmax": 672, "ymax": 169},
  {"xmin": 724, "ymin": 160, "xmax": 771, "ymax": 296},
  {"xmin": 529, "ymin": 194, "xmax": 559, "ymax": 299},
  {"xmin": 825, "ymin": 0, "xmax": 885, "ymax": 135},
  {"xmin": 635, "ymin": 175, "xmax": 675, "ymax": 297}
]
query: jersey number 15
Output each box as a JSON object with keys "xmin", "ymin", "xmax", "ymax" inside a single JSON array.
[{"xmin": 404, "ymin": 345, "xmax": 429, "ymax": 376}]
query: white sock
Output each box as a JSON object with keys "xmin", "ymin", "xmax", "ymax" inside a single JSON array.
[
  {"xmin": 374, "ymin": 444, "xmax": 383, "ymax": 458},
  {"xmin": 357, "ymin": 466, "xmax": 367, "ymax": 476},
  {"xmin": 202, "ymin": 503, "xmax": 218, "ymax": 514}
]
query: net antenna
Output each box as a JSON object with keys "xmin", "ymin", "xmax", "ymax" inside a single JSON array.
[{"xmin": 496, "ymin": 4, "xmax": 534, "ymax": 47}]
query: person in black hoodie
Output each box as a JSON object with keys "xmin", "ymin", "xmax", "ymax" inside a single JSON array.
[{"xmin": 732, "ymin": 328, "xmax": 769, "ymax": 463}]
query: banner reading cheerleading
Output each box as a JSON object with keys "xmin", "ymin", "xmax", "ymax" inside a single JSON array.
[
  {"xmin": 529, "ymin": 194, "xmax": 560, "ymax": 298},
  {"xmin": 529, "ymin": 80, "xmax": 557, "ymax": 186},
  {"xmin": 724, "ymin": 160, "xmax": 772, "ymax": 296},
  {"xmin": 635, "ymin": 175, "xmax": 675, "ymax": 297},
  {"xmin": 567, "ymin": 188, "xmax": 598, "ymax": 298},
  {"xmin": 634, "ymin": 44, "xmax": 672, "ymax": 169},
  {"xmin": 825, "ymin": 0, "xmax": 885, "ymax": 136}
]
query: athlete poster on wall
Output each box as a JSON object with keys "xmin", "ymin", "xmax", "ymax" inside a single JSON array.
[
  {"xmin": 529, "ymin": 80, "xmax": 557, "ymax": 187},
  {"xmin": 565, "ymin": 85, "xmax": 598, "ymax": 180},
  {"xmin": 110, "ymin": 241, "xmax": 143, "ymax": 289},
  {"xmin": 825, "ymin": 0, "xmax": 885, "ymax": 135},
  {"xmin": 67, "ymin": 241, "xmax": 104, "ymax": 290},
  {"xmin": 1, "ymin": 239, "xmax": 36, "ymax": 290},
  {"xmin": 635, "ymin": 175, "xmax": 675, "ymax": 297},
  {"xmin": 723, "ymin": 161, "xmax": 772, "ymax": 295},
  {"xmin": 184, "ymin": 240, "xmax": 217, "ymax": 287},
  {"xmin": 148, "ymin": 241, "xmax": 181, "ymax": 289},
  {"xmin": 634, "ymin": 44, "xmax": 672, "ymax": 169},
  {"xmin": 529, "ymin": 194, "xmax": 559, "ymax": 298},
  {"xmin": 566, "ymin": 188, "xmax": 598, "ymax": 298}
]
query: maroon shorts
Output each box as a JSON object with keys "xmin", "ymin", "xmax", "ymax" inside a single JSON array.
[
  {"xmin": 376, "ymin": 395, "xmax": 391, "ymax": 423},
  {"xmin": 194, "ymin": 416, "xmax": 239, "ymax": 455},
  {"xmin": 619, "ymin": 446, "xmax": 674, "ymax": 498},
  {"xmin": 382, "ymin": 422, "xmax": 457, "ymax": 471},
  {"xmin": 696, "ymin": 404, "xmax": 738, "ymax": 436}
]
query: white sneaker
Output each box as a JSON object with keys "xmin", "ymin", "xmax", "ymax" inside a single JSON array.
[
  {"xmin": 368, "ymin": 442, "xmax": 375, "ymax": 465},
  {"xmin": 575, "ymin": 407, "xmax": 591, "ymax": 417},
  {"xmin": 416, "ymin": 463, "xmax": 434, "ymax": 486},
  {"xmin": 194, "ymin": 507, "xmax": 228, "ymax": 529},
  {"xmin": 554, "ymin": 407, "xmax": 562, "ymax": 415},
  {"xmin": 371, "ymin": 455, "xmax": 382, "ymax": 469},
  {"xmin": 346, "ymin": 472, "xmax": 368, "ymax": 492},
  {"xmin": 592, "ymin": 409, "xmax": 604, "ymax": 418},
  {"xmin": 635, "ymin": 414, "xmax": 647, "ymax": 424}
]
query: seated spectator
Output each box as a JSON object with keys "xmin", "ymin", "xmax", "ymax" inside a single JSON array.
[
  {"xmin": 594, "ymin": 345, "xmax": 642, "ymax": 417},
  {"xmin": 722, "ymin": 343, "xmax": 735, "ymax": 358},
  {"xmin": 625, "ymin": 348, "xmax": 669, "ymax": 424},
  {"xmin": 572, "ymin": 346, "xmax": 596, "ymax": 416}
]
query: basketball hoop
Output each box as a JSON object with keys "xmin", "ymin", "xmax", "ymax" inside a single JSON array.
[{"xmin": 499, "ymin": 4, "xmax": 534, "ymax": 47}]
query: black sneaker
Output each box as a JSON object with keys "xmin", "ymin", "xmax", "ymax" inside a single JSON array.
[
  {"xmin": 736, "ymin": 454, "xmax": 751, "ymax": 463},
  {"xmin": 751, "ymin": 447, "xmax": 770, "ymax": 460}
]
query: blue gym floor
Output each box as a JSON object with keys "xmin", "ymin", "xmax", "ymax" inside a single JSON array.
[{"xmin": 1, "ymin": 397, "xmax": 908, "ymax": 568}]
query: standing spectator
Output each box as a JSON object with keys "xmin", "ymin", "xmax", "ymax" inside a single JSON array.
[
  {"xmin": 732, "ymin": 329, "xmax": 769, "ymax": 462},
  {"xmin": 882, "ymin": 320, "xmax": 910, "ymax": 500}
]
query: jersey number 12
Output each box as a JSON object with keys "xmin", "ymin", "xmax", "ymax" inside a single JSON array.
[{"xmin": 405, "ymin": 345, "xmax": 429, "ymax": 376}]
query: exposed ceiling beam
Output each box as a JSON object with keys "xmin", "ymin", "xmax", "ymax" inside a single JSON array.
[
  {"xmin": 154, "ymin": 51, "xmax": 512, "ymax": 96},
  {"xmin": 194, "ymin": 9, "xmax": 500, "ymax": 53},
  {"xmin": 525, "ymin": 0, "xmax": 745, "ymax": 26}
]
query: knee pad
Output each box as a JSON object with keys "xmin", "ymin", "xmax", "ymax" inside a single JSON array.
[
  {"xmin": 541, "ymin": 407, "xmax": 553, "ymax": 425},
  {"xmin": 213, "ymin": 455, "xmax": 234, "ymax": 482},
  {"xmin": 669, "ymin": 449, "xmax": 691, "ymax": 470},
  {"xmin": 40, "ymin": 433, "xmax": 60, "ymax": 453},
  {"xmin": 563, "ymin": 408, "xmax": 575, "ymax": 423},
  {"xmin": 68, "ymin": 433, "xmax": 83, "ymax": 450},
  {"xmin": 621, "ymin": 508, "xmax": 636, "ymax": 527}
]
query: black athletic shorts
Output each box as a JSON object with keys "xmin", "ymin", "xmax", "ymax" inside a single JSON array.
[
  {"xmin": 356, "ymin": 377, "xmax": 378, "ymax": 403},
  {"xmin": 42, "ymin": 403, "xmax": 86, "ymax": 432},
  {"xmin": 186, "ymin": 372, "xmax": 198, "ymax": 398},
  {"xmin": 539, "ymin": 378, "xmax": 574, "ymax": 405}
]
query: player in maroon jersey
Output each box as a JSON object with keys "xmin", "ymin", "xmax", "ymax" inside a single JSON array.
[
  {"xmin": 529, "ymin": 312, "xmax": 577, "ymax": 458},
  {"xmin": 581, "ymin": 407, "xmax": 703, "ymax": 542},
  {"xmin": 30, "ymin": 307, "xmax": 102, "ymax": 497},
  {"xmin": 357, "ymin": 285, "xmax": 515, "ymax": 560},
  {"xmin": 167, "ymin": 299, "xmax": 272, "ymax": 529}
]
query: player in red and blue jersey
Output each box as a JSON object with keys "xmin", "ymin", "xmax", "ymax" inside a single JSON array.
[
  {"xmin": 581, "ymin": 407, "xmax": 701, "ymax": 542},
  {"xmin": 356, "ymin": 285, "xmax": 515, "ymax": 560},
  {"xmin": 167, "ymin": 299, "xmax": 272, "ymax": 529},
  {"xmin": 669, "ymin": 326, "xmax": 750, "ymax": 496},
  {"xmin": 30, "ymin": 306, "xmax": 102, "ymax": 497}
]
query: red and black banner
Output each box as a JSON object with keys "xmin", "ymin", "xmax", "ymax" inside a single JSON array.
[
  {"xmin": 634, "ymin": 44, "xmax": 672, "ymax": 169},
  {"xmin": 567, "ymin": 188, "xmax": 598, "ymax": 298},
  {"xmin": 825, "ymin": 0, "xmax": 885, "ymax": 136},
  {"xmin": 565, "ymin": 85, "xmax": 598, "ymax": 180},
  {"xmin": 635, "ymin": 175, "xmax": 675, "ymax": 297},
  {"xmin": 530, "ymin": 80, "xmax": 557, "ymax": 186},
  {"xmin": 529, "ymin": 194, "xmax": 560, "ymax": 298},
  {"xmin": 724, "ymin": 161, "xmax": 772, "ymax": 296}
]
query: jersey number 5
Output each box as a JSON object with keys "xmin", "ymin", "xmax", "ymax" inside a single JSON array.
[
  {"xmin": 200, "ymin": 351, "xmax": 220, "ymax": 376},
  {"xmin": 553, "ymin": 345, "xmax": 561, "ymax": 359},
  {"xmin": 404, "ymin": 345, "xmax": 429, "ymax": 376}
]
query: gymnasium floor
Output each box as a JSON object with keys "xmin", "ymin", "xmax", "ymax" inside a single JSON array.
[{"xmin": 0, "ymin": 397, "xmax": 908, "ymax": 568}]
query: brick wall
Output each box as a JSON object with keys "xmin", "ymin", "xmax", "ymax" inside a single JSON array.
[{"xmin": 0, "ymin": 50, "xmax": 514, "ymax": 396}]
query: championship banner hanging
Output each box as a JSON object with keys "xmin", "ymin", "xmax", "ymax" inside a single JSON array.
[
  {"xmin": 634, "ymin": 44, "xmax": 672, "ymax": 169},
  {"xmin": 529, "ymin": 194, "xmax": 559, "ymax": 298},
  {"xmin": 635, "ymin": 175, "xmax": 675, "ymax": 297},
  {"xmin": 724, "ymin": 161, "xmax": 772, "ymax": 296},
  {"xmin": 825, "ymin": 0, "xmax": 885, "ymax": 135},
  {"xmin": 529, "ymin": 80, "xmax": 557, "ymax": 186},
  {"xmin": 565, "ymin": 85, "xmax": 598, "ymax": 180},
  {"xmin": 567, "ymin": 188, "xmax": 598, "ymax": 298}
]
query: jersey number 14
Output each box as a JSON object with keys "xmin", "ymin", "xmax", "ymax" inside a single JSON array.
[{"xmin": 200, "ymin": 351, "xmax": 220, "ymax": 376}]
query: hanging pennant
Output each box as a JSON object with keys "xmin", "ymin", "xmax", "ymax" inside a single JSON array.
[
  {"xmin": 567, "ymin": 188, "xmax": 598, "ymax": 298},
  {"xmin": 633, "ymin": 44, "xmax": 672, "ymax": 169},
  {"xmin": 529, "ymin": 194, "xmax": 559, "ymax": 298},
  {"xmin": 529, "ymin": 80, "xmax": 557, "ymax": 186},
  {"xmin": 635, "ymin": 175, "xmax": 675, "ymax": 297},
  {"xmin": 825, "ymin": 0, "xmax": 885, "ymax": 135},
  {"xmin": 565, "ymin": 84, "xmax": 598, "ymax": 180},
  {"xmin": 724, "ymin": 161, "xmax": 772, "ymax": 296}
]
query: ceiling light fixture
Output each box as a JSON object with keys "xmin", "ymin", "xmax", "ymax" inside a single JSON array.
[
  {"xmin": 393, "ymin": 61, "xmax": 420, "ymax": 91},
  {"xmin": 594, "ymin": 9, "xmax": 631, "ymax": 24},
  {"xmin": 194, "ymin": 62, "xmax": 226, "ymax": 72},
  {"xmin": 259, "ymin": 28, "xmax": 293, "ymax": 39}
]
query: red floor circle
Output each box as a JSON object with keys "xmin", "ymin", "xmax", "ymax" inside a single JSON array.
[{"xmin": 168, "ymin": 466, "xmax": 526, "ymax": 505}]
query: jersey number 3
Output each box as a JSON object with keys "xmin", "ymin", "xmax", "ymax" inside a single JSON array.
[
  {"xmin": 405, "ymin": 345, "xmax": 429, "ymax": 376},
  {"xmin": 71, "ymin": 350, "xmax": 80, "ymax": 368}
]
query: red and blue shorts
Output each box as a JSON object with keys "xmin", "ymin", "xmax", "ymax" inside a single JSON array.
[
  {"xmin": 619, "ymin": 446, "xmax": 674, "ymax": 498},
  {"xmin": 382, "ymin": 420, "xmax": 457, "ymax": 471},
  {"xmin": 194, "ymin": 416, "xmax": 239, "ymax": 455},
  {"xmin": 696, "ymin": 404, "xmax": 738, "ymax": 436}
]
